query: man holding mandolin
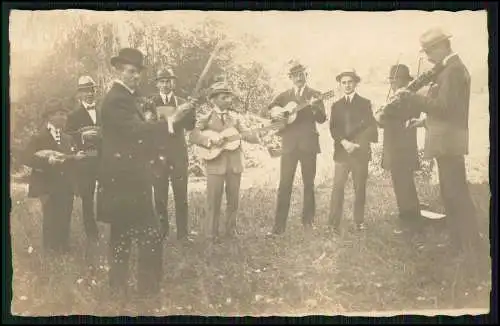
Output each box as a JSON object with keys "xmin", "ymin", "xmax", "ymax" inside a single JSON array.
[
  {"xmin": 189, "ymin": 81, "xmax": 262, "ymax": 244},
  {"xmin": 264, "ymin": 60, "xmax": 328, "ymax": 236},
  {"xmin": 144, "ymin": 67, "xmax": 196, "ymax": 242}
]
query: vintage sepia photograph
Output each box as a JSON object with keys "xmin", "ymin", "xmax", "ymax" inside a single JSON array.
[{"xmin": 8, "ymin": 8, "xmax": 491, "ymax": 317}]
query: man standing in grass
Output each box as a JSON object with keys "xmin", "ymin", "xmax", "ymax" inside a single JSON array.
[
  {"xmin": 375, "ymin": 64, "xmax": 427, "ymax": 231},
  {"xmin": 393, "ymin": 28, "xmax": 484, "ymax": 256},
  {"xmin": 189, "ymin": 81, "xmax": 261, "ymax": 244},
  {"xmin": 264, "ymin": 60, "xmax": 327, "ymax": 237},
  {"xmin": 328, "ymin": 69, "xmax": 378, "ymax": 234}
]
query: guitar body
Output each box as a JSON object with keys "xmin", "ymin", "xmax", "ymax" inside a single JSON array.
[
  {"xmin": 270, "ymin": 101, "xmax": 300, "ymax": 130},
  {"xmin": 197, "ymin": 128, "xmax": 243, "ymax": 161},
  {"xmin": 155, "ymin": 105, "xmax": 177, "ymax": 118}
]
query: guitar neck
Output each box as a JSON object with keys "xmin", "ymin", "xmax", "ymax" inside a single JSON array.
[
  {"xmin": 223, "ymin": 122, "xmax": 283, "ymax": 142},
  {"xmin": 290, "ymin": 91, "xmax": 334, "ymax": 114}
]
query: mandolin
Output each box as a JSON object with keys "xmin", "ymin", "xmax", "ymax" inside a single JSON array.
[
  {"xmin": 35, "ymin": 149, "xmax": 98, "ymax": 162},
  {"xmin": 270, "ymin": 89, "xmax": 335, "ymax": 131},
  {"xmin": 196, "ymin": 121, "xmax": 285, "ymax": 161}
]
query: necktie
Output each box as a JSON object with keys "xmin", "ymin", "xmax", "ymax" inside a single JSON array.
[
  {"xmin": 86, "ymin": 105, "xmax": 95, "ymax": 111},
  {"xmin": 220, "ymin": 112, "xmax": 227, "ymax": 125},
  {"xmin": 54, "ymin": 129, "xmax": 61, "ymax": 145}
]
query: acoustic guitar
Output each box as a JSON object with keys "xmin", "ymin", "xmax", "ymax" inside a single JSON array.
[
  {"xmin": 270, "ymin": 89, "xmax": 335, "ymax": 131},
  {"xmin": 196, "ymin": 121, "xmax": 285, "ymax": 161}
]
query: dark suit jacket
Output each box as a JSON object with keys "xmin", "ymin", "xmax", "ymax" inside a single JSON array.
[
  {"xmin": 97, "ymin": 82, "xmax": 171, "ymax": 223},
  {"xmin": 330, "ymin": 93, "xmax": 378, "ymax": 162},
  {"xmin": 65, "ymin": 102, "xmax": 101, "ymax": 192},
  {"xmin": 190, "ymin": 109, "xmax": 260, "ymax": 175},
  {"xmin": 264, "ymin": 86, "xmax": 327, "ymax": 154},
  {"xmin": 22, "ymin": 129, "xmax": 76, "ymax": 198},
  {"xmin": 144, "ymin": 93, "xmax": 196, "ymax": 167},
  {"xmin": 411, "ymin": 54, "xmax": 471, "ymax": 159},
  {"xmin": 376, "ymin": 92, "xmax": 420, "ymax": 171}
]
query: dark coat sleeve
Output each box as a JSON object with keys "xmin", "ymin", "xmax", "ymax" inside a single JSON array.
[
  {"xmin": 22, "ymin": 134, "xmax": 50, "ymax": 170},
  {"xmin": 329, "ymin": 102, "xmax": 343, "ymax": 141},
  {"xmin": 310, "ymin": 90, "xmax": 327, "ymax": 124}
]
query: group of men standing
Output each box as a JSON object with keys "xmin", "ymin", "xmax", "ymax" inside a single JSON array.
[{"xmin": 22, "ymin": 26, "xmax": 485, "ymax": 300}]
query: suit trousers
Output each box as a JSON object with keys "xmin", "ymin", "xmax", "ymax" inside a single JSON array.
[
  {"xmin": 40, "ymin": 188, "xmax": 74, "ymax": 253},
  {"xmin": 328, "ymin": 156, "xmax": 369, "ymax": 227},
  {"xmin": 108, "ymin": 214, "xmax": 163, "ymax": 296},
  {"xmin": 153, "ymin": 161, "xmax": 189, "ymax": 239},
  {"xmin": 204, "ymin": 172, "xmax": 241, "ymax": 239},
  {"xmin": 273, "ymin": 150, "xmax": 317, "ymax": 233},
  {"xmin": 78, "ymin": 178, "xmax": 99, "ymax": 241},
  {"xmin": 436, "ymin": 155, "xmax": 480, "ymax": 251},
  {"xmin": 390, "ymin": 166, "xmax": 420, "ymax": 219}
]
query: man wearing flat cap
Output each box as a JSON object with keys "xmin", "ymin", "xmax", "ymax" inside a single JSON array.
[
  {"xmin": 263, "ymin": 60, "xmax": 327, "ymax": 236},
  {"xmin": 98, "ymin": 48, "xmax": 172, "ymax": 298},
  {"xmin": 328, "ymin": 68, "xmax": 378, "ymax": 234},
  {"xmin": 375, "ymin": 64, "xmax": 426, "ymax": 230},
  {"xmin": 394, "ymin": 28, "xmax": 483, "ymax": 255},
  {"xmin": 65, "ymin": 76, "xmax": 101, "ymax": 249},
  {"xmin": 190, "ymin": 82, "xmax": 261, "ymax": 244},
  {"xmin": 144, "ymin": 67, "xmax": 196, "ymax": 242},
  {"xmin": 22, "ymin": 104, "xmax": 84, "ymax": 254}
]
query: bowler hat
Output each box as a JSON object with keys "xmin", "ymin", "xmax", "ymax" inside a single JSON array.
[
  {"xmin": 287, "ymin": 60, "xmax": 306, "ymax": 76},
  {"xmin": 388, "ymin": 64, "xmax": 413, "ymax": 81},
  {"xmin": 155, "ymin": 67, "xmax": 177, "ymax": 81},
  {"xmin": 336, "ymin": 68, "xmax": 361, "ymax": 83},
  {"xmin": 110, "ymin": 48, "xmax": 145, "ymax": 70},
  {"xmin": 207, "ymin": 82, "xmax": 234, "ymax": 99},
  {"xmin": 77, "ymin": 75, "xmax": 97, "ymax": 90},
  {"xmin": 420, "ymin": 28, "xmax": 452, "ymax": 52}
]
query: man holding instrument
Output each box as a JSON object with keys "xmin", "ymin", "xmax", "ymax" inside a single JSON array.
[
  {"xmin": 189, "ymin": 82, "xmax": 261, "ymax": 244},
  {"xmin": 65, "ymin": 76, "xmax": 101, "ymax": 248},
  {"xmin": 392, "ymin": 28, "xmax": 484, "ymax": 256},
  {"xmin": 144, "ymin": 67, "xmax": 196, "ymax": 242},
  {"xmin": 375, "ymin": 64, "xmax": 426, "ymax": 230},
  {"xmin": 328, "ymin": 68, "xmax": 378, "ymax": 234},
  {"xmin": 22, "ymin": 104, "xmax": 85, "ymax": 254},
  {"xmin": 264, "ymin": 60, "xmax": 327, "ymax": 236}
]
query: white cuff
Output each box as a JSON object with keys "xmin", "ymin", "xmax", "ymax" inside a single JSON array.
[{"xmin": 167, "ymin": 117, "xmax": 175, "ymax": 134}]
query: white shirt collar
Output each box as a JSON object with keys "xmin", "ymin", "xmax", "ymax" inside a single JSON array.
[
  {"xmin": 160, "ymin": 91, "xmax": 174, "ymax": 103},
  {"xmin": 114, "ymin": 79, "xmax": 135, "ymax": 95},
  {"xmin": 213, "ymin": 105, "xmax": 228, "ymax": 115},
  {"xmin": 344, "ymin": 92, "xmax": 356, "ymax": 102},
  {"xmin": 442, "ymin": 52, "xmax": 458, "ymax": 66},
  {"xmin": 47, "ymin": 123, "xmax": 60, "ymax": 141},
  {"xmin": 81, "ymin": 101, "xmax": 96, "ymax": 109},
  {"xmin": 294, "ymin": 85, "xmax": 306, "ymax": 97}
]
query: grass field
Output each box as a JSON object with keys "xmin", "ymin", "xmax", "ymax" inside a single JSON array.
[{"xmin": 9, "ymin": 91, "xmax": 491, "ymax": 317}]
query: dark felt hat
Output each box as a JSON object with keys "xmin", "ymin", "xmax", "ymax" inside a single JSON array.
[
  {"xmin": 110, "ymin": 48, "xmax": 145, "ymax": 70},
  {"xmin": 287, "ymin": 60, "xmax": 306, "ymax": 75},
  {"xmin": 388, "ymin": 64, "xmax": 413, "ymax": 81}
]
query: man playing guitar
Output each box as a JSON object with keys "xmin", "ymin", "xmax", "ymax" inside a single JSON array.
[
  {"xmin": 189, "ymin": 82, "xmax": 261, "ymax": 244},
  {"xmin": 263, "ymin": 60, "xmax": 327, "ymax": 236}
]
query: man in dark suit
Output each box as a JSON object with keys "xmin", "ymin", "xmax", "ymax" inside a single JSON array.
[
  {"xmin": 98, "ymin": 48, "xmax": 180, "ymax": 298},
  {"xmin": 263, "ymin": 60, "xmax": 327, "ymax": 236},
  {"xmin": 22, "ymin": 105, "xmax": 84, "ymax": 254},
  {"xmin": 328, "ymin": 69, "xmax": 378, "ymax": 234},
  {"xmin": 375, "ymin": 65, "xmax": 426, "ymax": 228},
  {"xmin": 144, "ymin": 67, "xmax": 196, "ymax": 242},
  {"xmin": 65, "ymin": 76, "xmax": 100, "ymax": 244},
  {"xmin": 394, "ymin": 28, "xmax": 482, "ymax": 255}
]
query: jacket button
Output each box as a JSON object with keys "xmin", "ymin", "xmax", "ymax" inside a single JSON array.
[{"xmin": 138, "ymin": 139, "xmax": 143, "ymax": 144}]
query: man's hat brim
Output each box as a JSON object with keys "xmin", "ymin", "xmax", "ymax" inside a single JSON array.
[
  {"xmin": 110, "ymin": 56, "xmax": 145, "ymax": 70},
  {"xmin": 336, "ymin": 72, "xmax": 361, "ymax": 83}
]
